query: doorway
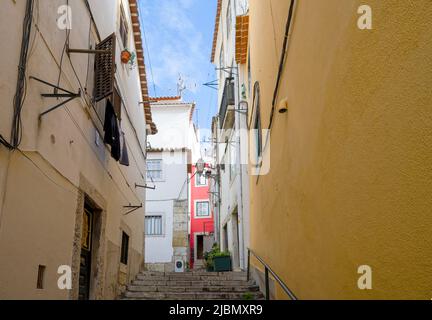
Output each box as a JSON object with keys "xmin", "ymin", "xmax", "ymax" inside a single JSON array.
[
  {"xmin": 79, "ymin": 202, "xmax": 94, "ymax": 300},
  {"xmin": 196, "ymin": 235, "xmax": 204, "ymax": 260},
  {"xmin": 223, "ymin": 224, "xmax": 229, "ymax": 252}
]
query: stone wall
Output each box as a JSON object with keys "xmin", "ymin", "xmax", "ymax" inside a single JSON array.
[{"xmin": 172, "ymin": 200, "xmax": 188, "ymax": 270}]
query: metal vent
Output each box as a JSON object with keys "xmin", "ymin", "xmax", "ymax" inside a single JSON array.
[{"xmin": 94, "ymin": 33, "xmax": 116, "ymax": 102}]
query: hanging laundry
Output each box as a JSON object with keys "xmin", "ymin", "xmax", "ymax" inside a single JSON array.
[
  {"xmin": 103, "ymin": 99, "xmax": 121, "ymax": 161},
  {"xmin": 119, "ymin": 126, "xmax": 130, "ymax": 167}
]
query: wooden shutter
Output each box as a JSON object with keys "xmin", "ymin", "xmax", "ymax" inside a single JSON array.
[{"xmin": 94, "ymin": 33, "xmax": 116, "ymax": 102}]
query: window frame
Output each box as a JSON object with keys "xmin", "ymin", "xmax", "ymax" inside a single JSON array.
[
  {"xmin": 251, "ymin": 82, "xmax": 263, "ymax": 167},
  {"xmin": 145, "ymin": 215, "xmax": 164, "ymax": 237},
  {"xmin": 146, "ymin": 159, "xmax": 163, "ymax": 181},
  {"xmin": 119, "ymin": 4, "xmax": 129, "ymax": 48},
  {"xmin": 219, "ymin": 45, "xmax": 224, "ymax": 81},
  {"xmin": 195, "ymin": 172, "xmax": 208, "ymax": 187},
  {"xmin": 195, "ymin": 200, "xmax": 210, "ymax": 218}
]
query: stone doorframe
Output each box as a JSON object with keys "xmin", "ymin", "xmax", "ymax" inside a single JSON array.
[{"xmin": 70, "ymin": 174, "xmax": 107, "ymax": 300}]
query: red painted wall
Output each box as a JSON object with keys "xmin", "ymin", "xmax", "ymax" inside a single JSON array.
[{"xmin": 189, "ymin": 165, "xmax": 214, "ymax": 269}]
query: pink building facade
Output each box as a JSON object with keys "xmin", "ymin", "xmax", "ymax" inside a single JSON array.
[{"xmin": 189, "ymin": 165, "xmax": 214, "ymax": 269}]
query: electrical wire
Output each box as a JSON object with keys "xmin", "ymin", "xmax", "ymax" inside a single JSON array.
[
  {"xmin": 262, "ymin": 0, "xmax": 296, "ymax": 153},
  {"xmin": 10, "ymin": 0, "xmax": 34, "ymax": 148},
  {"xmin": 267, "ymin": 0, "xmax": 295, "ymax": 131},
  {"xmin": 137, "ymin": 2, "xmax": 157, "ymax": 97}
]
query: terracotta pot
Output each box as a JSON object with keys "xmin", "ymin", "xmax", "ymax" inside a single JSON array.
[{"xmin": 121, "ymin": 50, "xmax": 131, "ymax": 64}]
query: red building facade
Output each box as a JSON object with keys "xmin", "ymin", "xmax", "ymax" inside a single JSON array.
[{"xmin": 189, "ymin": 165, "xmax": 214, "ymax": 269}]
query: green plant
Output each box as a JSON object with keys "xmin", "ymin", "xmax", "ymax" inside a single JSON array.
[
  {"xmin": 243, "ymin": 292, "xmax": 254, "ymax": 300},
  {"xmin": 204, "ymin": 244, "xmax": 231, "ymax": 271}
]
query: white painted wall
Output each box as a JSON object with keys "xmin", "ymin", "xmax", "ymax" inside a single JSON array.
[
  {"xmin": 145, "ymin": 100, "xmax": 198, "ymax": 265},
  {"xmin": 212, "ymin": 0, "xmax": 250, "ymax": 270}
]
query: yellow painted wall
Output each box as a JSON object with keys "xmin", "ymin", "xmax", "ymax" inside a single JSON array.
[{"xmin": 248, "ymin": 0, "xmax": 432, "ymax": 299}]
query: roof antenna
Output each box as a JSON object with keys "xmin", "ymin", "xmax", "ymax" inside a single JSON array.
[{"xmin": 177, "ymin": 74, "xmax": 186, "ymax": 98}]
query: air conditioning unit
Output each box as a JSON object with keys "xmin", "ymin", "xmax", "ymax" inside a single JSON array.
[{"xmin": 175, "ymin": 259, "xmax": 185, "ymax": 273}]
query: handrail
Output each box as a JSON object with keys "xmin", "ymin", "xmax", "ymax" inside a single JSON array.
[{"xmin": 247, "ymin": 248, "xmax": 298, "ymax": 300}]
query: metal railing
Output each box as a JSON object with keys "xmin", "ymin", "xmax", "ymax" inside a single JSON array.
[{"xmin": 247, "ymin": 248, "xmax": 298, "ymax": 300}]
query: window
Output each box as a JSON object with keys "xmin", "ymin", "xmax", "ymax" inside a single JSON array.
[
  {"xmin": 219, "ymin": 46, "xmax": 224, "ymax": 81},
  {"xmin": 119, "ymin": 4, "xmax": 129, "ymax": 48},
  {"xmin": 146, "ymin": 216, "xmax": 163, "ymax": 236},
  {"xmin": 252, "ymin": 82, "xmax": 262, "ymax": 164},
  {"xmin": 147, "ymin": 160, "xmax": 163, "ymax": 180},
  {"xmin": 120, "ymin": 232, "xmax": 129, "ymax": 265},
  {"xmin": 226, "ymin": 0, "xmax": 232, "ymax": 38},
  {"xmin": 36, "ymin": 265, "xmax": 46, "ymax": 289},
  {"xmin": 196, "ymin": 201, "xmax": 210, "ymax": 217},
  {"xmin": 196, "ymin": 173, "xmax": 207, "ymax": 186},
  {"xmin": 230, "ymin": 141, "xmax": 236, "ymax": 181}
]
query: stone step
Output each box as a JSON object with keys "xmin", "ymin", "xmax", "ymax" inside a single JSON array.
[
  {"xmin": 127, "ymin": 285, "xmax": 260, "ymax": 293},
  {"xmin": 123, "ymin": 291, "xmax": 264, "ymax": 300},
  {"xmin": 140, "ymin": 271, "xmax": 247, "ymax": 277},
  {"xmin": 136, "ymin": 274, "xmax": 248, "ymax": 282},
  {"xmin": 132, "ymin": 280, "xmax": 254, "ymax": 287}
]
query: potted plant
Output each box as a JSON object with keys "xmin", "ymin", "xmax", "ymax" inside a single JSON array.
[
  {"xmin": 213, "ymin": 251, "xmax": 232, "ymax": 272},
  {"xmin": 204, "ymin": 244, "xmax": 219, "ymax": 272},
  {"xmin": 203, "ymin": 244, "xmax": 232, "ymax": 272},
  {"xmin": 121, "ymin": 49, "xmax": 132, "ymax": 64}
]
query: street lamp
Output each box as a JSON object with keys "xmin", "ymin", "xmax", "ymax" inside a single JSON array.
[{"xmin": 196, "ymin": 158, "xmax": 205, "ymax": 175}]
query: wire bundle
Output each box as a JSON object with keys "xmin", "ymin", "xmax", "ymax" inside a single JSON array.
[{"xmin": 10, "ymin": 0, "xmax": 34, "ymax": 149}]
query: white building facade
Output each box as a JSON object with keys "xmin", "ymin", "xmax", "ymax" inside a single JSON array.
[
  {"xmin": 144, "ymin": 97, "xmax": 200, "ymax": 272},
  {"xmin": 210, "ymin": 0, "xmax": 250, "ymax": 270}
]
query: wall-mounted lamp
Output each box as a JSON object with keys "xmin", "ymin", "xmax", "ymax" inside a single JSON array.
[
  {"xmin": 196, "ymin": 158, "xmax": 206, "ymax": 175},
  {"xmin": 279, "ymin": 97, "xmax": 289, "ymax": 114}
]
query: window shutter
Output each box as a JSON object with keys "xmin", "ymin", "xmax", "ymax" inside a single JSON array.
[{"xmin": 94, "ymin": 33, "xmax": 116, "ymax": 102}]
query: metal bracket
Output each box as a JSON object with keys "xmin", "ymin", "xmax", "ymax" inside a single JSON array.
[
  {"xmin": 135, "ymin": 183, "xmax": 156, "ymax": 190},
  {"xmin": 30, "ymin": 76, "xmax": 81, "ymax": 119},
  {"xmin": 228, "ymin": 108, "xmax": 248, "ymax": 114},
  {"xmin": 123, "ymin": 204, "xmax": 143, "ymax": 216},
  {"xmin": 203, "ymin": 79, "xmax": 218, "ymax": 90},
  {"xmin": 66, "ymin": 44, "xmax": 111, "ymax": 55},
  {"xmin": 215, "ymin": 67, "xmax": 238, "ymax": 76}
]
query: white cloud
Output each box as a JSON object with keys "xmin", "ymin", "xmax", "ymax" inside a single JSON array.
[{"xmin": 144, "ymin": 0, "xmax": 209, "ymax": 95}]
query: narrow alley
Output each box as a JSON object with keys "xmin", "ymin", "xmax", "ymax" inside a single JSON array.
[{"xmin": 0, "ymin": 0, "xmax": 431, "ymax": 310}]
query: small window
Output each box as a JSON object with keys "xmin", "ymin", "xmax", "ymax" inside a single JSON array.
[
  {"xmin": 36, "ymin": 265, "xmax": 46, "ymax": 289},
  {"xmin": 147, "ymin": 160, "xmax": 163, "ymax": 180},
  {"xmin": 196, "ymin": 173, "xmax": 207, "ymax": 186},
  {"xmin": 119, "ymin": 5, "xmax": 129, "ymax": 48},
  {"xmin": 120, "ymin": 232, "xmax": 129, "ymax": 265},
  {"xmin": 146, "ymin": 216, "xmax": 163, "ymax": 236},
  {"xmin": 196, "ymin": 201, "xmax": 210, "ymax": 217}
]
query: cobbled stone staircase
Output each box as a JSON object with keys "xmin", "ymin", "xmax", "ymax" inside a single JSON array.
[{"xmin": 123, "ymin": 271, "xmax": 264, "ymax": 300}]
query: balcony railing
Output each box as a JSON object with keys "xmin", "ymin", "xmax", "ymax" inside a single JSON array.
[{"xmin": 219, "ymin": 79, "xmax": 235, "ymax": 129}]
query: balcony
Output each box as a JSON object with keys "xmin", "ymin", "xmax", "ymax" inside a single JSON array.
[{"xmin": 219, "ymin": 79, "xmax": 235, "ymax": 129}]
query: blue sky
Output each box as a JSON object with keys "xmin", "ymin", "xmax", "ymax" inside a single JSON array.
[{"xmin": 138, "ymin": 0, "xmax": 218, "ymax": 133}]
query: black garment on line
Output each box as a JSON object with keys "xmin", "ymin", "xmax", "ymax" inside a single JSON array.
[{"xmin": 103, "ymin": 99, "xmax": 121, "ymax": 161}]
